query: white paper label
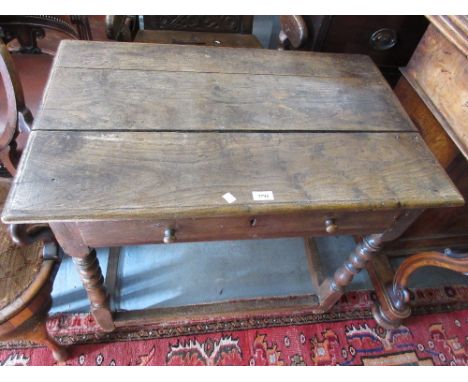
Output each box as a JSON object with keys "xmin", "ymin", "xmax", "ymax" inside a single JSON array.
[
  {"xmin": 222, "ymin": 192, "xmax": 237, "ymax": 204},
  {"xmin": 252, "ymin": 191, "xmax": 274, "ymax": 201}
]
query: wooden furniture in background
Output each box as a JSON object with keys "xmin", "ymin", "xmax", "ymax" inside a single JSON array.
[
  {"xmin": 0, "ymin": 40, "xmax": 32, "ymax": 176},
  {"xmin": 2, "ymin": 41, "xmax": 463, "ymax": 332},
  {"xmin": 0, "ymin": 15, "xmax": 91, "ymax": 54},
  {"xmin": 370, "ymin": 251, "xmax": 468, "ymax": 329},
  {"xmin": 0, "ymin": 39, "xmax": 68, "ymax": 361},
  {"xmin": 0, "ymin": 183, "xmax": 67, "ymax": 362},
  {"xmin": 300, "ymin": 16, "xmax": 429, "ymax": 86},
  {"xmin": 368, "ymin": 15, "xmax": 468, "ymax": 327},
  {"xmin": 382, "ymin": 16, "xmax": 468, "ymax": 256},
  {"xmin": 133, "ymin": 29, "xmax": 262, "ymax": 48},
  {"xmin": 141, "ymin": 15, "xmax": 254, "ymax": 34},
  {"xmin": 106, "ymin": 15, "xmax": 261, "ymax": 48},
  {"xmin": 0, "ymin": 17, "xmax": 90, "ymax": 176}
]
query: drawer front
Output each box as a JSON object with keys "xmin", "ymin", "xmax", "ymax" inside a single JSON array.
[{"xmin": 77, "ymin": 210, "xmax": 400, "ymax": 248}]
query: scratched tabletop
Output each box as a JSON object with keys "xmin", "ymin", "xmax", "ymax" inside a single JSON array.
[{"xmin": 2, "ymin": 40, "xmax": 462, "ymax": 227}]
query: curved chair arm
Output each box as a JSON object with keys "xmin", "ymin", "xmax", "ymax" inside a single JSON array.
[
  {"xmin": 9, "ymin": 224, "xmax": 55, "ymax": 247},
  {"xmin": 278, "ymin": 16, "xmax": 308, "ymax": 50},
  {"xmin": 371, "ymin": 251, "xmax": 468, "ymax": 328},
  {"xmin": 392, "ymin": 251, "xmax": 468, "ymax": 306}
]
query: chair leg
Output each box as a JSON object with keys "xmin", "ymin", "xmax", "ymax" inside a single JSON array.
[
  {"xmin": 25, "ymin": 318, "xmax": 69, "ymax": 362},
  {"xmin": 0, "ymin": 313, "xmax": 69, "ymax": 363}
]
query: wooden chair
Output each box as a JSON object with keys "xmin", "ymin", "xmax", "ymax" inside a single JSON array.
[
  {"xmin": 0, "ymin": 40, "xmax": 68, "ymax": 361},
  {"xmin": 0, "ymin": 183, "xmax": 67, "ymax": 361},
  {"xmin": 0, "ymin": 39, "xmax": 32, "ymax": 177},
  {"xmin": 368, "ymin": 251, "xmax": 468, "ymax": 329},
  {"xmin": 0, "ymin": 15, "xmax": 91, "ymax": 54},
  {"xmin": 0, "ymin": 17, "xmax": 89, "ymax": 167}
]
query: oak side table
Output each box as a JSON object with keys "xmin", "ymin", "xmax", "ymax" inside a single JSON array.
[{"xmin": 1, "ymin": 41, "xmax": 463, "ymax": 332}]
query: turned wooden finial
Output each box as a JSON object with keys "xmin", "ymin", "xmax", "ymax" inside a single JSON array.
[{"xmin": 372, "ymin": 250, "xmax": 468, "ymax": 329}]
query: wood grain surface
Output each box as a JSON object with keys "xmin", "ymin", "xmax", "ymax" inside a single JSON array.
[
  {"xmin": 53, "ymin": 40, "xmax": 380, "ymax": 77},
  {"xmin": 33, "ymin": 40, "xmax": 415, "ymax": 133},
  {"xmin": 2, "ymin": 130, "xmax": 462, "ymax": 223},
  {"xmin": 403, "ymin": 24, "xmax": 468, "ymax": 159},
  {"xmin": 134, "ymin": 30, "xmax": 262, "ymax": 48}
]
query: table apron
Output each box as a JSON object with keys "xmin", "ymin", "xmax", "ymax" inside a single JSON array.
[{"xmin": 73, "ymin": 210, "xmax": 401, "ymax": 248}]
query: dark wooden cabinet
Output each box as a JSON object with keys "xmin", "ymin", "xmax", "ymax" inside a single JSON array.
[
  {"xmin": 302, "ymin": 16, "xmax": 429, "ymax": 86},
  {"xmin": 142, "ymin": 16, "xmax": 253, "ymax": 34}
]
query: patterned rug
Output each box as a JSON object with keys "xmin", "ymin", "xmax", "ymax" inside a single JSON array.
[{"xmin": 1, "ymin": 286, "xmax": 468, "ymax": 366}]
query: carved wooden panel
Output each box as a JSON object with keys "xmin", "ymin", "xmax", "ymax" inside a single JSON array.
[{"xmin": 142, "ymin": 16, "xmax": 253, "ymax": 34}]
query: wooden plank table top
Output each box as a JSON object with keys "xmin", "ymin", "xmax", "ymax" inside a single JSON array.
[
  {"xmin": 2, "ymin": 40, "xmax": 463, "ymax": 332},
  {"xmin": 1, "ymin": 40, "xmax": 463, "ymax": 225}
]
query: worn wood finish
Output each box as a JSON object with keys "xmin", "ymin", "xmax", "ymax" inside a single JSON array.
[
  {"xmin": 35, "ymin": 73, "xmax": 414, "ymax": 134},
  {"xmin": 32, "ymin": 40, "xmax": 418, "ymax": 134},
  {"xmin": 318, "ymin": 208, "xmax": 423, "ymax": 310},
  {"xmin": 426, "ymin": 16, "xmax": 468, "ymax": 64},
  {"xmin": 3, "ymin": 131, "xmax": 462, "ymax": 224},
  {"xmin": 394, "ymin": 77, "xmax": 459, "ymax": 169},
  {"xmin": 72, "ymin": 249, "xmax": 114, "ymax": 332},
  {"xmin": 49, "ymin": 221, "xmax": 114, "ymax": 331},
  {"xmin": 52, "ymin": 40, "xmax": 381, "ymax": 77},
  {"xmin": 384, "ymin": 17, "xmax": 468, "ymax": 255},
  {"xmin": 319, "ymin": 234, "xmax": 384, "ymax": 312},
  {"xmin": 2, "ymin": 41, "xmax": 464, "ymax": 330},
  {"xmin": 403, "ymin": 20, "xmax": 468, "ymax": 159},
  {"xmin": 48, "ymin": 222, "xmax": 89, "ymax": 256},
  {"xmin": 114, "ymin": 294, "xmax": 320, "ymax": 329},
  {"xmin": 134, "ymin": 30, "xmax": 262, "ymax": 48},
  {"xmin": 77, "ymin": 210, "xmax": 399, "ymax": 248},
  {"xmin": 387, "ymin": 154, "xmax": 468, "ymax": 254}
]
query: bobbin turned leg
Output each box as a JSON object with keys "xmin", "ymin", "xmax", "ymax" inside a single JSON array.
[
  {"xmin": 49, "ymin": 223, "xmax": 115, "ymax": 332},
  {"xmin": 317, "ymin": 234, "xmax": 384, "ymax": 312},
  {"xmin": 73, "ymin": 250, "xmax": 115, "ymax": 332}
]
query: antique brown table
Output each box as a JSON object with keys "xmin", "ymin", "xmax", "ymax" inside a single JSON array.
[{"xmin": 1, "ymin": 40, "xmax": 464, "ymax": 332}]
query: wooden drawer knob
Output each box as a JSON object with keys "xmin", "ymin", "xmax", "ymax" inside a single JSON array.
[
  {"xmin": 325, "ymin": 219, "xmax": 338, "ymax": 234},
  {"xmin": 163, "ymin": 228, "xmax": 176, "ymax": 243}
]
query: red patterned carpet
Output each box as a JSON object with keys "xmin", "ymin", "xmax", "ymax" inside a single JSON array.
[{"xmin": 1, "ymin": 286, "xmax": 468, "ymax": 366}]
